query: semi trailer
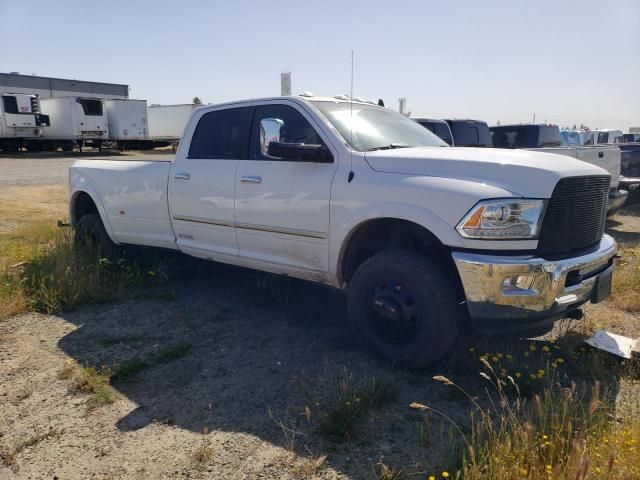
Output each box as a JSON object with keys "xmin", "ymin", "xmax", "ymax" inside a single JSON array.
[
  {"xmin": 0, "ymin": 93, "xmax": 49, "ymax": 151},
  {"xmin": 40, "ymin": 97, "xmax": 108, "ymax": 151},
  {"xmin": 104, "ymin": 99, "xmax": 153, "ymax": 150},
  {"xmin": 147, "ymin": 104, "xmax": 200, "ymax": 148}
]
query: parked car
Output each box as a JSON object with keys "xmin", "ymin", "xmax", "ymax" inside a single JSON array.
[
  {"xmin": 445, "ymin": 119, "xmax": 492, "ymax": 147},
  {"xmin": 592, "ymin": 129, "xmax": 623, "ymax": 144},
  {"xmin": 412, "ymin": 118, "xmax": 454, "ymax": 145},
  {"xmin": 619, "ymin": 143, "xmax": 640, "ymax": 204},
  {"xmin": 69, "ymin": 95, "xmax": 617, "ymax": 368},
  {"xmin": 490, "ymin": 124, "xmax": 627, "ymax": 212}
]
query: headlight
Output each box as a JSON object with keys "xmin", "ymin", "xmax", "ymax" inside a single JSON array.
[{"xmin": 456, "ymin": 199, "xmax": 545, "ymax": 239}]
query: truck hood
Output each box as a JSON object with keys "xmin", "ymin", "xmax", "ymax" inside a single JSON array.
[{"xmin": 364, "ymin": 147, "xmax": 610, "ymax": 198}]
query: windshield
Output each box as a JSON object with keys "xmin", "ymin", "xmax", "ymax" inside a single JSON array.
[{"xmin": 311, "ymin": 101, "xmax": 447, "ymax": 151}]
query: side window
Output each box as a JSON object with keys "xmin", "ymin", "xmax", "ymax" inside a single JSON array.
[
  {"xmin": 433, "ymin": 123, "xmax": 452, "ymax": 144},
  {"xmin": 2, "ymin": 96, "xmax": 19, "ymax": 114},
  {"xmin": 188, "ymin": 107, "xmax": 253, "ymax": 159},
  {"xmin": 250, "ymin": 104, "xmax": 324, "ymax": 160}
]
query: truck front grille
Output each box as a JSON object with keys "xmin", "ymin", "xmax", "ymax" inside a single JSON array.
[{"xmin": 537, "ymin": 176, "xmax": 609, "ymax": 257}]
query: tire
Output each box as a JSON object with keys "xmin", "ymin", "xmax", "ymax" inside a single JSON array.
[
  {"xmin": 347, "ymin": 251, "xmax": 460, "ymax": 368},
  {"xmin": 74, "ymin": 214, "xmax": 120, "ymax": 258}
]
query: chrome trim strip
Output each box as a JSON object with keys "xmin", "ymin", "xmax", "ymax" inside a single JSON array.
[
  {"xmin": 172, "ymin": 215, "xmax": 233, "ymax": 228},
  {"xmin": 235, "ymin": 222, "xmax": 327, "ymax": 239},
  {"xmin": 172, "ymin": 216, "xmax": 327, "ymax": 239}
]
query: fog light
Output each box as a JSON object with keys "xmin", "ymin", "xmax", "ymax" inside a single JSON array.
[{"xmin": 502, "ymin": 275, "xmax": 538, "ymax": 295}]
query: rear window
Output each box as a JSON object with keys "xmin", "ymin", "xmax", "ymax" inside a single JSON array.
[
  {"xmin": 538, "ymin": 126, "xmax": 562, "ymax": 147},
  {"xmin": 2, "ymin": 96, "xmax": 19, "ymax": 114},
  {"xmin": 597, "ymin": 132, "xmax": 608, "ymax": 144},
  {"xmin": 416, "ymin": 121, "xmax": 453, "ymax": 145},
  {"xmin": 188, "ymin": 107, "xmax": 253, "ymax": 159},
  {"xmin": 448, "ymin": 121, "xmax": 492, "ymax": 147},
  {"xmin": 76, "ymin": 99, "xmax": 103, "ymax": 116}
]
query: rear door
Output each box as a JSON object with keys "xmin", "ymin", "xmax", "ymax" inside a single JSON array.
[
  {"xmin": 234, "ymin": 101, "xmax": 338, "ymax": 273},
  {"xmin": 169, "ymin": 105, "xmax": 253, "ymax": 258}
]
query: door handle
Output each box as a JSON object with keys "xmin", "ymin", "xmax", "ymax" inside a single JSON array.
[
  {"xmin": 174, "ymin": 172, "xmax": 190, "ymax": 180},
  {"xmin": 240, "ymin": 175, "xmax": 262, "ymax": 184}
]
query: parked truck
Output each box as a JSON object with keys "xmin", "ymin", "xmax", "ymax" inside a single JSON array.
[
  {"xmin": 412, "ymin": 118, "xmax": 454, "ymax": 145},
  {"xmin": 104, "ymin": 99, "xmax": 152, "ymax": 150},
  {"xmin": 40, "ymin": 97, "xmax": 108, "ymax": 151},
  {"xmin": 69, "ymin": 95, "xmax": 617, "ymax": 368},
  {"xmin": 0, "ymin": 93, "xmax": 49, "ymax": 151},
  {"xmin": 147, "ymin": 104, "xmax": 200, "ymax": 148},
  {"xmin": 490, "ymin": 124, "xmax": 627, "ymax": 212}
]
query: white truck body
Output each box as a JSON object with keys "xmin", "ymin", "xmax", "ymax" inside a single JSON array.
[
  {"xmin": 592, "ymin": 129, "xmax": 624, "ymax": 145},
  {"xmin": 0, "ymin": 93, "xmax": 43, "ymax": 139},
  {"xmin": 147, "ymin": 104, "xmax": 199, "ymax": 141},
  {"xmin": 104, "ymin": 99, "xmax": 148, "ymax": 141},
  {"xmin": 536, "ymin": 145, "xmax": 621, "ymax": 189},
  {"xmin": 41, "ymin": 97, "xmax": 108, "ymax": 141},
  {"xmin": 69, "ymin": 96, "xmax": 618, "ymax": 367}
]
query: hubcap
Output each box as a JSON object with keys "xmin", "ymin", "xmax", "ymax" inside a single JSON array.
[{"xmin": 369, "ymin": 281, "xmax": 420, "ymax": 345}]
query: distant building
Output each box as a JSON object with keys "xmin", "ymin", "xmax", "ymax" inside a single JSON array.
[{"xmin": 0, "ymin": 72, "xmax": 128, "ymax": 99}]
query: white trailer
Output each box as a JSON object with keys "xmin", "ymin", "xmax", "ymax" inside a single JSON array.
[
  {"xmin": 104, "ymin": 99, "xmax": 152, "ymax": 149},
  {"xmin": 148, "ymin": 104, "xmax": 200, "ymax": 146},
  {"xmin": 0, "ymin": 93, "xmax": 49, "ymax": 151},
  {"xmin": 40, "ymin": 97, "xmax": 108, "ymax": 151}
]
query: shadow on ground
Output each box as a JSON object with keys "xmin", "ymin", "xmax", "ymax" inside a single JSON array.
[{"xmin": 55, "ymin": 250, "xmax": 627, "ymax": 477}]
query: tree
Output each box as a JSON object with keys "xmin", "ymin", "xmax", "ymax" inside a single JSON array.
[{"xmin": 192, "ymin": 97, "xmax": 202, "ymax": 105}]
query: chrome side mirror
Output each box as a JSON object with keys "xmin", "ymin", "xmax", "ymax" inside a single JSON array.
[{"xmin": 260, "ymin": 118, "xmax": 284, "ymax": 158}]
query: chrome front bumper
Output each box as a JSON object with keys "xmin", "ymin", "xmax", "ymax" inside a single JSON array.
[{"xmin": 452, "ymin": 234, "xmax": 617, "ymax": 333}]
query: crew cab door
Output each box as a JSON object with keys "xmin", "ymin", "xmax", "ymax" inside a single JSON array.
[
  {"xmin": 235, "ymin": 102, "xmax": 338, "ymax": 274},
  {"xmin": 169, "ymin": 106, "xmax": 253, "ymax": 258}
]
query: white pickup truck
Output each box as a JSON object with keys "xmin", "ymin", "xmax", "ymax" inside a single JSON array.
[{"xmin": 69, "ymin": 96, "xmax": 618, "ymax": 368}]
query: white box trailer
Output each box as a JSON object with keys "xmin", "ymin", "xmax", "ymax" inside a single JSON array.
[
  {"xmin": 105, "ymin": 99, "xmax": 149, "ymax": 144},
  {"xmin": 0, "ymin": 93, "xmax": 49, "ymax": 151},
  {"xmin": 40, "ymin": 96, "xmax": 108, "ymax": 151},
  {"xmin": 148, "ymin": 104, "xmax": 200, "ymax": 143}
]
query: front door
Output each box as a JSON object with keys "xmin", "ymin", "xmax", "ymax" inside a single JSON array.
[
  {"xmin": 235, "ymin": 102, "xmax": 338, "ymax": 274},
  {"xmin": 169, "ymin": 106, "xmax": 253, "ymax": 258}
]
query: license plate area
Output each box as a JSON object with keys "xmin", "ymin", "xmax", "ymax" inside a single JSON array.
[{"xmin": 591, "ymin": 268, "xmax": 612, "ymax": 304}]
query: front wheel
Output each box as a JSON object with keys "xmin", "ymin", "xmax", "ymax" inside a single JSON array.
[{"xmin": 347, "ymin": 251, "xmax": 460, "ymax": 368}]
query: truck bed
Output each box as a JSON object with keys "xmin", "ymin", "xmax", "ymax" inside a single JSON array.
[
  {"xmin": 534, "ymin": 146, "xmax": 621, "ymax": 189},
  {"xmin": 70, "ymin": 159, "xmax": 177, "ymax": 249}
]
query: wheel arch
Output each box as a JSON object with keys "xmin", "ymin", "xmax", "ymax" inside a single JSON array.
[{"xmin": 69, "ymin": 189, "xmax": 119, "ymax": 244}]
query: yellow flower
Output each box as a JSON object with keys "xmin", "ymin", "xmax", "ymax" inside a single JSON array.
[
  {"xmin": 556, "ymin": 358, "xmax": 565, "ymax": 364},
  {"xmin": 506, "ymin": 354, "xmax": 513, "ymax": 360},
  {"xmin": 529, "ymin": 345, "xmax": 537, "ymax": 352},
  {"xmin": 429, "ymin": 476, "xmax": 436, "ymax": 480},
  {"xmin": 524, "ymin": 351, "xmax": 530, "ymax": 357},
  {"xmin": 515, "ymin": 372, "xmax": 522, "ymax": 378},
  {"xmin": 442, "ymin": 473, "xmax": 450, "ymax": 478},
  {"xmin": 542, "ymin": 346, "xmax": 550, "ymax": 352},
  {"xmin": 530, "ymin": 374, "xmax": 536, "ymax": 380},
  {"xmin": 537, "ymin": 373, "xmax": 544, "ymax": 379},
  {"xmin": 546, "ymin": 464, "xmax": 553, "ymax": 471},
  {"xmin": 492, "ymin": 356, "xmax": 499, "ymax": 362},
  {"xmin": 497, "ymin": 353, "xmax": 504, "ymax": 358},
  {"xmin": 468, "ymin": 347, "xmax": 475, "ymax": 352},
  {"xmin": 542, "ymin": 434, "xmax": 549, "ymax": 440}
]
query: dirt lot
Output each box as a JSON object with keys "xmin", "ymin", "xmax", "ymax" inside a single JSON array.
[{"xmin": 0, "ymin": 152, "xmax": 638, "ymax": 479}]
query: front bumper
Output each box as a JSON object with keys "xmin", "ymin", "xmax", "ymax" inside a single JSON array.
[{"xmin": 452, "ymin": 234, "xmax": 617, "ymax": 334}]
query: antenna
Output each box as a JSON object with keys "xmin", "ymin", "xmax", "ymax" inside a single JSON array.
[{"xmin": 348, "ymin": 50, "xmax": 355, "ymax": 183}]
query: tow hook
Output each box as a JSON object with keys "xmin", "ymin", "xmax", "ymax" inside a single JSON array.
[{"xmin": 566, "ymin": 309, "xmax": 583, "ymax": 321}]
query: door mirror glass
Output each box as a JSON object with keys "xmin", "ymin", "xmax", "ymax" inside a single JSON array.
[{"xmin": 260, "ymin": 118, "xmax": 284, "ymax": 158}]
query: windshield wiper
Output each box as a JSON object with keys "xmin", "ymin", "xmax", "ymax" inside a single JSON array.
[{"xmin": 365, "ymin": 143, "xmax": 411, "ymax": 151}]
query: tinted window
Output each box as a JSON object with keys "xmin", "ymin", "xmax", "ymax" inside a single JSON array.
[
  {"xmin": 447, "ymin": 120, "xmax": 492, "ymax": 147},
  {"xmin": 2, "ymin": 96, "xmax": 19, "ymax": 114},
  {"xmin": 76, "ymin": 99, "xmax": 103, "ymax": 116},
  {"xmin": 491, "ymin": 126, "xmax": 530, "ymax": 148},
  {"xmin": 189, "ymin": 107, "xmax": 253, "ymax": 159},
  {"xmin": 433, "ymin": 123, "xmax": 453, "ymax": 145},
  {"xmin": 597, "ymin": 132, "xmax": 608, "ymax": 144},
  {"xmin": 417, "ymin": 121, "xmax": 437, "ymax": 133},
  {"xmin": 250, "ymin": 104, "xmax": 323, "ymax": 160}
]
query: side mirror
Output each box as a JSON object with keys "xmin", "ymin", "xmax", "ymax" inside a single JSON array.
[
  {"xmin": 267, "ymin": 142, "xmax": 333, "ymax": 163},
  {"xmin": 260, "ymin": 118, "xmax": 284, "ymax": 159}
]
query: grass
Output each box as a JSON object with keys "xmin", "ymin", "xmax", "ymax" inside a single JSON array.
[
  {"xmin": 0, "ymin": 222, "xmax": 170, "ymax": 319},
  {"xmin": 111, "ymin": 341, "xmax": 193, "ymax": 381},
  {"xmin": 610, "ymin": 243, "xmax": 640, "ymax": 313},
  {"xmin": 58, "ymin": 362, "xmax": 118, "ymax": 408},
  {"xmin": 304, "ymin": 367, "xmax": 396, "ymax": 442}
]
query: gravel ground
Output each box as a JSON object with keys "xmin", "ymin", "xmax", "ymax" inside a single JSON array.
[
  {"xmin": 0, "ymin": 150, "xmax": 173, "ymax": 187},
  {"xmin": 0, "ymin": 152, "xmax": 638, "ymax": 479}
]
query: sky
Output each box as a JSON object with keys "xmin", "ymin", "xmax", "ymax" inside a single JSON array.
[{"xmin": 1, "ymin": 0, "xmax": 639, "ymax": 129}]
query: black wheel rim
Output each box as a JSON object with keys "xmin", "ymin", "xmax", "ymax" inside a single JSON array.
[{"xmin": 368, "ymin": 279, "xmax": 420, "ymax": 346}]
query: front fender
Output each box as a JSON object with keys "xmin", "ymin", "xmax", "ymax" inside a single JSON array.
[{"xmin": 330, "ymin": 202, "xmax": 462, "ymax": 286}]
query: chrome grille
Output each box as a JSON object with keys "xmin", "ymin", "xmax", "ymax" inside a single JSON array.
[{"xmin": 537, "ymin": 176, "xmax": 609, "ymax": 256}]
